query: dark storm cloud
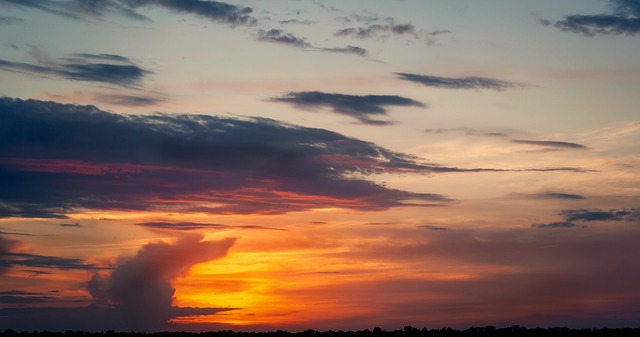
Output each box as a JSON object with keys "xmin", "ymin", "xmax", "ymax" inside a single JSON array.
[
  {"xmin": 512, "ymin": 139, "xmax": 588, "ymax": 149},
  {"xmin": 0, "ymin": 0, "xmax": 257, "ymax": 26},
  {"xmin": 396, "ymin": 72, "xmax": 524, "ymax": 90},
  {"xmin": 0, "ymin": 53, "xmax": 151, "ymax": 87},
  {"xmin": 559, "ymin": 208, "xmax": 640, "ymax": 222},
  {"xmin": 0, "ymin": 97, "xmax": 458, "ymax": 219},
  {"xmin": 531, "ymin": 221, "xmax": 587, "ymax": 229},
  {"xmin": 271, "ymin": 91, "xmax": 426, "ymax": 125},
  {"xmin": 549, "ymin": 0, "xmax": 640, "ymax": 36},
  {"xmin": 136, "ymin": 221, "xmax": 285, "ymax": 231}
]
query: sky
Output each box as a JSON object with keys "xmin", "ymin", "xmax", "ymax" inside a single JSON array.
[{"xmin": 1, "ymin": 0, "xmax": 640, "ymax": 332}]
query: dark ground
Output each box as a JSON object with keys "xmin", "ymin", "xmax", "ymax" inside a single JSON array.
[{"xmin": 3, "ymin": 326, "xmax": 640, "ymax": 337}]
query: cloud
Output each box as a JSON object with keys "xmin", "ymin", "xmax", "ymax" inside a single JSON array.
[
  {"xmin": 0, "ymin": 51, "xmax": 151, "ymax": 87},
  {"xmin": 270, "ymin": 91, "xmax": 426, "ymax": 125},
  {"xmin": 59, "ymin": 222, "xmax": 83, "ymax": 227},
  {"xmin": 516, "ymin": 192, "xmax": 586, "ymax": 200},
  {"xmin": 327, "ymin": 227, "xmax": 640, "ymax": 328},
  {"xmin": 127, "ymin": 0, "xmax": 257, "ymax": 26},
  {"xmin": 530, "ymin": 208, "xmax": 640, "ymax": 229},
  {"xmin": 96, "ymin": 94, "xmax": 165, "ymax": 106},
  {"xmin": 136, "ymin": 221, "xmax": 285, "ymax": 231},
  {"xmin": 531, "ymin": 221, "xmax": 587, "ymax": 229},
  {"xmin": 256, "ymin": 29, "xmax": 311, "ymax": 48},
  {"xmin": 334, "ymin": 15, "xmax": 419, "ymax": 40},
  {"xmin": 559, "ymin": 208, "xmax": 640, "ymax": 222},
  {"xmin": 418, "ymin": 225, "xmax": 448, "ymax": 231},
  {"xmin": 0, "ymin": 0, "xmax": 150, "ymax": 22},
  {"xmin": 0, "ymin": 236, "xmax": 99, "ymax": 274},
  {"xmin": 512, "ymin": 139, "xmax": 588, "ymax": 149},
  {"xmin": 1, "ymin": 235, "xmax": 235, "ymax": 331},
  {"xmin": 549, "ymin": 0, "xmax": 640, "ymax": 36},
  {"xmin": 335, "ymin": 23, "xmax": 417, "ymax": 39},
  {"xmin": 255, "ymin": 29, "xmax": 368, "ymax": 56},
  {"xmin": 396, "ymin": 72, "xmax": 524, "ymax": 90},
  {"xmin": 0, "ymin": 97, "xmax": 458, "ymax": 219},
  {"xmin": 322, "ymin": 45, "xmax": 368, "ymax": 56},
  {"xmin": 0, "ymin": 0, "xmax": 257, "ymax": 26},
  {"xmin": 87, "ymin": 234, "xmax": 235, "ymax": 330}
]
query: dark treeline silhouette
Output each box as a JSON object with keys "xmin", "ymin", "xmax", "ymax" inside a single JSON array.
[{"xmin": 3, "ymin": 326, "xmax": 640, "ymax": 337}]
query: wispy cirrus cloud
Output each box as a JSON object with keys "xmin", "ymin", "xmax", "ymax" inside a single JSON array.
[
  {"xmin": 511, "ymin": 139, "xmax": 588, "ymax": 150},
  {"xmin": 270, "ymin": 91, "xmax": 426, "ymax": 125},
  {"xmin": 0, "ymin": 236, "xmax": 100, "ymax": 274},
  {"xmin": 531, "ymin": 221, "xmax": 587, "ymax": 229},
  {"xmin": 334, "ymin": 14, "xmax": 419, "ymax": 39},
  {"xmin": 515, "ymin": 192, "xmax": 586, "ymax": 200},
  {"xmin": 0, "ymin": 51, "xmax": 151, "ymax": 87},
  {"xmin": 255, "ymin": 29, "xmax": 368, "ymax": 56},
  {"xmin": 396, "ymin": 72, "xmax": 525, "ymax": 91},
  {"xmin": 136, "ymin": 221, "xmax": 285, "ymax": 231},
  {"xmin": 544, "ymin": 0, "xmax": 640, "ymax": 36},
  {"xmin": 0, "ymin": 0, "xmax": 257, "ymax": 26}
]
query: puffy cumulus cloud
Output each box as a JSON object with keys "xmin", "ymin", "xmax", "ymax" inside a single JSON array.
[
  {"xmin": 547, "ymin": 0, "xmax": 640, "ymax": 36},
  {"xmin": 0, "ymin": 235, "xmax": 235, "ymax": 331},
  {"xmin": 271, "ymin": 91, "xmax": 426, "ymax": 125},
  {"xmin": 87, "ymin": 234, "xmax": 235, "ymax": 330},
  {"xmin": 0, "ymin": 0, "xmax": 257, "ymax": 26},
  {"xmin": 0, "ymin": 97, "xmax": 459, "ymax": 219},
  {"xmin": 396, "ymin": 73, "xmax": 525, "ymax": 91},
  {"xmin": 0, "ymin": 51, "xmax": 151, "ymax": 87}
]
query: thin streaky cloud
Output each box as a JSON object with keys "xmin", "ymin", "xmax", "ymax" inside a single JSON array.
[
  {"xmin": 0, "ymin": 53, "xmax": 151, "ymax": 87},
  {"xmin": 396, "ymin": 72, "xmax": 525, "ymax": 90},
  {"xmin": 512, "ymin": 139, "xmax": 588, "ymax": 149},
  {"xmin": 271, "ymin": 91, "xmax": 425, "ymax": 125},
  {"xmin": 531, "ymin": 221, "xmax": 587, "ymax": 229}
]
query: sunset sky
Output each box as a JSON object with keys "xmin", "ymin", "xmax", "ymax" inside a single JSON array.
[{"xmin": 1, "ymin": 0, "xmax": 640, "ymax": 332}]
